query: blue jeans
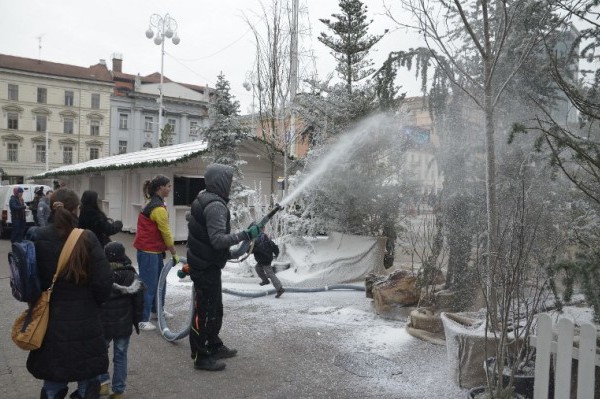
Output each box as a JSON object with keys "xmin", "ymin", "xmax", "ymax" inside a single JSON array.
[
  {"xmin": 43, "ymin": 378, "xmax": 96, "ymax": 399},
  {"xmin": 137, "ymin": 250, "xmax": 166, "ymax": 321},
  {"xmin": 99, "ymin": 336, "xmax": 130, "ymax": 394}
]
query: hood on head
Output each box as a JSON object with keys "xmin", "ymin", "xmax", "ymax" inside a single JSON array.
[
  {"xmin": 204, "ymin": 163, "xmax": 234, "ymax": 200},
  {"xmin": 13, "ymin": 187, "xmax": 23, "ymax": 196}
]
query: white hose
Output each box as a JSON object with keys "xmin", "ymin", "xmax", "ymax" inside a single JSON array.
[{"xmin": 156, "ymin": 257, "xmax": 194, "ymax": 342}]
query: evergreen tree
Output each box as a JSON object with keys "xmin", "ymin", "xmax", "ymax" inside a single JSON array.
[
  {"xmin": 159, "ymin": 123, "xmax": 174, "ymax": 147},
  {"xmin": 318, "ymin": 0, "xmax": 386, "ymax": 93},
  {"xmin": 202, "ymin": 72, "xmax": 248, "ymax": 178}
]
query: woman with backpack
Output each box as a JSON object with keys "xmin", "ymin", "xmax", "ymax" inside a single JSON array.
[{"xmin": 27, "ymin": 188, "xmax": 112, "ymax": 399}]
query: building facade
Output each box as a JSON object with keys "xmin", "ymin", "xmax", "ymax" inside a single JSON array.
[
  {"xmin": 0, "ymin": 54, "xmax": 113, "ymax": 183},
  {"xmin": 109, "ymin": 55, "xmax": 211, "ymax": 154}
]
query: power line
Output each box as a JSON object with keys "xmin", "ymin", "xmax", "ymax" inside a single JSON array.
[{"xmin": 176, "ymin": 27, "xmax": 254, "ymax": 61}]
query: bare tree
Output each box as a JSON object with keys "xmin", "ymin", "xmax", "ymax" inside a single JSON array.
[
  {"xmin": 387, "ymin": 0, "xmax": 562, "ymax": 321},
  {"xmin": 245, "ymin": 0, "xmax": 309, "ymax": 201}
]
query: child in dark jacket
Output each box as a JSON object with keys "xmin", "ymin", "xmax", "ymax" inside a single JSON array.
[
  {"xmin": 253, "ymin": 231, "xmax": 284, "ymax": 298},
  {"xmin": 98, "ymin": 242, "xmax": 145, "ymax": 399}
]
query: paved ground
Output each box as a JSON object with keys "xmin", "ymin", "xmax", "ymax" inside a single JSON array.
[{"xmin": 0, "ymin": 232, "xmax": 468, "ymax": 399}]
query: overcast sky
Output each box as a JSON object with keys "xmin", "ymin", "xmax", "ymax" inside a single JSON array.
[{"xmin": 0, "ymin": 0, "xmax": 423, "ymax": 112}]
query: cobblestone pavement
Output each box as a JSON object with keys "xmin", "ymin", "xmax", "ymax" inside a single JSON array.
[{"xmin": 0, "ymin": 232, "xmax": 466, "ymax": 398}]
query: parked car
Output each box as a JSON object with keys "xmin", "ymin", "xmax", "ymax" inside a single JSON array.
[{"xmin": 0, "ymin": 184, "xmax": 51, "ymax": 239}]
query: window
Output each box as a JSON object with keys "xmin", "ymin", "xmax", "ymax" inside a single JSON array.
[
  {"xmin": 36, "ymin": 145, "xmax": 46, "ymax": 163},
  {"xmin": 89, "ymin": 148, "xmax": 99, "ymax": 160},
  {"xmin": 90, "ymin": 120, "xmax": 100, "ymax": 136},
  {"xmin": 167, "ymin": 118, "xmax": 176, "ymax": 130},
  {"xmin": 8, "ymin": 84, "xmax": 18, "ymax": 101},
  {"xmin": 91, "ymin": 93, "xmax": 100, "ymax": 109},
  {"xmin": 36, "ymin": 115, "xmax": 47, "ymax": 132},
  {"xmin": 65, "ymin": 91, "xmax": 74, "ymax": 106},
  {"xmin": 64, "ymin": 118, "xmax": 74, "ymax": 134},
  {"xmin": 7, "ymin": 143, "xmax": 18, "ymax": 162},
  {"xmin": 189, "ymin": 121, "xmax": 198, "ymax": 136},
  {"xmin": 63, "ymin": 146, "xmax": 73, "ymax": 164},
  {"xmin": 7, "ymin": 112, "xmax": 18, "ymax": 130},
  {"xmin": 118, "ymin": 140, "xmax": 128, "ymax": 154},
  {"xmin": 144, "ymin": 116, "xmax": 154, "ymax": 132},
  {"xmin": 119, "ymin": 113, "xmax": 128, "ymax": 130},
  {"xmin": 173, "ymin": 176, "xmax": 206, "ymax": 206},
  {"xmin": 37, "ymin": 88, "xmax": 47, "ymax": 103}
]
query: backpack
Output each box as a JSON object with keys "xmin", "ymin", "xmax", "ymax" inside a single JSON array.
[{"xmin": 8, "ymin": 240, "xmax": 41, "ymax": 303}]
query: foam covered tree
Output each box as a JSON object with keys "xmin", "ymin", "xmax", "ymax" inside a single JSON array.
[{"xmin": 201, "ymin": 72, "xmax": 248, "ymax": 178}]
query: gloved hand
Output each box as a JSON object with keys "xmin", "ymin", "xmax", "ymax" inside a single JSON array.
[
  {"xmin": 172, "ymin": 254, "xmax": 180, "ymax": 265},
  {"xmin": 245, "ymin": 224, "xmax": 261, "ymax": 240}
]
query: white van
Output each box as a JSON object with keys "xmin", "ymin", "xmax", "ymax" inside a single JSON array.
[{"xmin": 0, "ymin": 184, "xmax": 51, "ymax": 238}]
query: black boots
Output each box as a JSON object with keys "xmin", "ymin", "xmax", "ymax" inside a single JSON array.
[
  {"xmin": 275, "ymin": 288, "xmax": 285, "ymax": 298},
  {"xmin": 212, "ymin": 345, "xmax": 237, "ymax": 359},
  {"xmin": 259, "ymin": 280, "xmax": 269, "ymax": 286},
  {"xmin": 194, "ymin": 356, "xmax": 226, "ymax": 371}
]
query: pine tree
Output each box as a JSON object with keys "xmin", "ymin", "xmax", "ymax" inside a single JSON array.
[
  {"xmin": 202, "ymin": 73, "xmax": 248, "ymax": 177},
  {"xmin": 318, "ymin": 0, "xmax": 386, "ymax": 93},
  {"xmin": 159, "ymin": 123, "xmax": 174, "ymax": 147}
]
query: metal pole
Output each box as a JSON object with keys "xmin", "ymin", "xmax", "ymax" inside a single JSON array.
[
  {"xmin": 159, "ymin": 31, "xmax": 165, "ymax": 137},
  {"xmin": 286, "ymin": 0, "xmax": 299, "ymax": 199},
  {"xmin": 45, "ymin": 128, "xmax": 49, "ymax": 171}
]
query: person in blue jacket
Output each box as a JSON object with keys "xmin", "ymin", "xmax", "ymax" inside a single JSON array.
[{"xmin": 9, "ymin": 186, "xmax": 26, "ymax": 243}]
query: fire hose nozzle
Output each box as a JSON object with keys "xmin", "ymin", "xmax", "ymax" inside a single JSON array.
[{"xmin": 257, "ymin": 203, "xmax": 283, "ymax": 228}]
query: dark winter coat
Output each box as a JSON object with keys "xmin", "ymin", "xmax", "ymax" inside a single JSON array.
[
  {"xmin": 9, "ymin": 194, "xmax": 26, "ymax": 221},
  {"xmin": 252, "ymin": 233, "xmax": 280, "ymax": 265},
  {"xmin": 100, "ymin": 261, "xmax": 145, "ymax": 339},
  {"xmin": 26, "ymin": 225, "xmax": 112, "ymax": 383},
  {"xmin": 78, "ymin": 191, "xmax": 123, "ymax": 247},
  {"xmin": 187, "ymin": 164, "xmax": 247, "ymax": 277}
]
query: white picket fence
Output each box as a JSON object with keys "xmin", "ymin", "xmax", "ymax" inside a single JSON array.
[{"xmin": 532, "ymin": 313, "xmax": 599, "ymax": 399}]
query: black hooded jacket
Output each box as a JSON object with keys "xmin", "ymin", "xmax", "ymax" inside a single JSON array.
[
  {"xmin": 253, "ymin": 233, "xmax": 280, "ymax": 265},
  {"xmin": 187, "ymin": 164, "xmax": 247, "ymax": 277},
  {"xmin": 100, "ymin": 261, "xmax": 145, "ymax": 338}
]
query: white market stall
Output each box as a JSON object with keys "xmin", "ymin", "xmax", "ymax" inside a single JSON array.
[{"xmin": 30, "ymin": 140, "xmax": 284, "ymax": 241}]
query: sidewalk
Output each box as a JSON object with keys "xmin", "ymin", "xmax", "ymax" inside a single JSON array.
[{"xmin": 0, "ymin": 232, "xmax": 466, "ymax": 398}]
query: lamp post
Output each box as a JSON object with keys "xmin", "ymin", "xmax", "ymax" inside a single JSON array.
[{"xmin": 145, "ymin": 13, "xmax": 180, "ymax": 136}]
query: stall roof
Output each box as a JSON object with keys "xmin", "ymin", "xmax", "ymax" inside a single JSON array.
[{"xmin": 31, "ymin": 141, "xmax": 209, "ymax": 179}]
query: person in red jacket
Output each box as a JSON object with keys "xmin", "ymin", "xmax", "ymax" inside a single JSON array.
[{"xmin": 133, "ymin": 175, "xmax": 178, "ymax": 331}]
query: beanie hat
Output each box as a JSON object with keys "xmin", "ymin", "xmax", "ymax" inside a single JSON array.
[{"xmin": 104, "ymin": 241, "xmax": 131, "ymax": 264}]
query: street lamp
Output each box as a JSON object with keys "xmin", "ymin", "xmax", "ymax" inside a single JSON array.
[{"xmin": 145, "ymin": 13, "xmax": 180, "ymax": 135}]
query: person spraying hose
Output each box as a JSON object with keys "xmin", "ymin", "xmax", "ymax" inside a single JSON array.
[{"xmin": 186, "ymin": 163, "xmax": 261, "ymax": 372}]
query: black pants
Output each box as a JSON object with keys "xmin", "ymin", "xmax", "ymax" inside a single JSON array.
[{"xmin": 189, "ymin": 267, "xmax": 223, "ymax": 361}]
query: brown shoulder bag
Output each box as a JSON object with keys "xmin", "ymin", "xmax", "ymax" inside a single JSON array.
[{"xmin": 11, "ymin": 228, "xmax": 85, "ymax": 350}]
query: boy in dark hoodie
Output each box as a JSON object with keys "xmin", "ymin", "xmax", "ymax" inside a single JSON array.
[
  {"xmin": 98, "ymin": 242, "xmax": 145, "ymax": 399},
  {"xmin": 253, "ymin": 231, "xmax": 284, "ymax": 298}
]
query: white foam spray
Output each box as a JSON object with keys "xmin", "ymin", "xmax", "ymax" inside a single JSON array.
[{"xmin": 279, "ymin": 113, "xmax": 393, "ymax": 207}]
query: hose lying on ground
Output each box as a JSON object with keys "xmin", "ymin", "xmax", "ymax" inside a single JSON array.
[
  {"xmin": 156, "ymin": 257, "xmax": 194, "ymax": 342},
  {"xmin": 222, "ymin": 285, "xmax": 365, "ymax": 298},
  {"xmin": 156, "ymin": 258, "xmax": 366, "ymax": 341}
]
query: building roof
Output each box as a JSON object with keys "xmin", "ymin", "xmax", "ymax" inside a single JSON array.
[
  {"xmin": 30, "ymin": 141, "xmax": 209, "ymax": 179},
  {"xmin": 0, "ymin": 53, "xmax": 113, "ymax": 83}
]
